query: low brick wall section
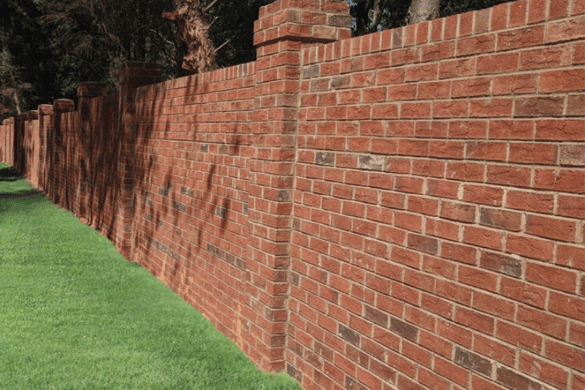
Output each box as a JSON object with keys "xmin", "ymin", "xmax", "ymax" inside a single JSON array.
[{"xmin": 2, "ymin": 0, "xmax": 584, "ymax": 389}]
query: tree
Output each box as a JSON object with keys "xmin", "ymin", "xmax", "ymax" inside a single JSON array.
[
  {"xmin": 39, "ymin": 0, "xmax": 183, "ymax": 90},
  {"xmin": 408, "ymin": 0, "xmax": 441, "ymax": 24},
  {"xmin": 163, "ymin": 0, "xmax": 275, "ymax": 72},
  {"xmin": 163, "ymin": 0, "xmax": 219, "ymax": 74},
  {"xmin": 0, "ymin": 0, "xmax": 60, "ymax": 120},
  {"xmin": 349, "ymin": 0, "xmax": 515, "ymax": 36}
]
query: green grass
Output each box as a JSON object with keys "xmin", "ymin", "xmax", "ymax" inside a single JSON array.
[{"xmin": 0, "ymin": 162, "xmax": 301, "ymax": 390}]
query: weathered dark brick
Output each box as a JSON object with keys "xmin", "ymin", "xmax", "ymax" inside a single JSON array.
[
  {"xmin": 407, "ymin": 233, "xmax": 439, "ymax": 255},
  {"xmin": 346, "ymin": 377, "xmax": 367, "ymax": 390},
  {"xmin": 497, "ymin": 367, "xmax": 541, "ymax": 390},
  {"xmin": 316, "ymin": 152, "xmax": 335, "ymax": 166},
  {"xmin": 328, "ymin": 14, "xmax": 352, "ymax": 28},
  {"xmin": 454, "ymin": 347, "xmax": 493, "ymax": 376},
  {"xmin": 286, "ymin": 363, "xmax": 302, "ymax": 382},
  {"xmin": 338, "ymin": 324, "xmax": 361, "ymax": 346},
  {"xmin": 301, "ymin": 64, "xmax": 320, "ymax": 79},
  {"xmin": 172, "ymin": 200, "xmax": 186, "ymax": 212},
  {"xmin": 358, "ymin": 154, "xmax": 385, "ymax": 171},
  {"xmin": 365, "ymin": 305, "xmax": 388, "ymax": 327},
  {"xmin": 479, "ymin": 207, "xmax": 522, "ymax": 231},
  {"xmin": 480, "ymin": 251, "xmax": 522, "ymax": 278},
  {"xmin": 390, "ymin": 317, "xmax": 418, "ymax": 342},
  {"xmin": 330, "ymin": 75, "xmax": 351, "ymax": 90}
]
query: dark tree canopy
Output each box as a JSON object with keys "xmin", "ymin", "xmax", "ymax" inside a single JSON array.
[{"xmin": 1, "ymin": 0, "xmax": 517, "ymax": 120}]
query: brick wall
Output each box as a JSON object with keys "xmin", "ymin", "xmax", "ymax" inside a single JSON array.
[{"xmin": 1, "ymin": 0, "xmax": 584, "ymax": 389}]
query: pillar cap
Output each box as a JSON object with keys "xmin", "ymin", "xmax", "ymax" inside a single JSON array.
[
  {"xmin": 254, "ymin": 0, "xmax": 351, "ymax": 50},
  {"xmin": 53, "ymin": 99, "xmax": 75, "ymax": 112},
  {"xmin": 77, "ymin": 82, "xmax": 107, "ymax": 98}
]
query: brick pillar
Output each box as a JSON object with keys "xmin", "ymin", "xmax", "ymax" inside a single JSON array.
[
  {"xmin": 77, "ymin": 82, "xmax": 107, "ymax": 223},
  {"xmin": 14, "ymin": 113, "xmax": 28, "ymax": 174},
  {"xmin": 0, "ymin": 118, "xmax": 13, "ymax": 165},
  {"xmin": 116, "ymin": 62, "xmax": 162, "ymax": 259},
  {"xmin": 38, "ymin": 104, "xmax": 53, "ymax": 193},
  {"xmin": 49, "ymin": 99, "xmax": 75, "ymax": 204},
  {"xmin": 245, "ymin": 0, "xmax": 351, "ymax": 372},
  {"xmin": 26, "ymin": 110, "xmax": 39, "ymax": 186},
  {"xmin": 0, "ymin": 120, "xmax": 4, "ymax": 163},
  {"xmin": 4, "ymin": 118, "xmax": 15, "ymax": 167}
]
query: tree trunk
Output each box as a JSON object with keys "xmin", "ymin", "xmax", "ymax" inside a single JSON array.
[
  {"xmin": 163, "ymin": 0, "xmax": 217, "ymax": 74},
  {"xmin": 12, "ymin": 89, "xmax": 21, "ymax": 115},
  {"xmin": 408, "ymin": 0, "xmax": 441, "ymax": 24}
]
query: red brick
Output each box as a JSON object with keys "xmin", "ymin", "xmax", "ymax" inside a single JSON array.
[
  {"xmin": 486, "ymin": 165, "xmax": 531, "ymax": 187},
  {"xmin": 498, "ymin": 25, "xmax": 544, "ymax": 51},
  {"xmin": 517, "ymin": 304, "xmax": 567, "ymax": 339},
  {"xmin": 540, "ymin": 68, "xmax": 585, "ymax": 92},
  {"xmin": 437, "ymin": 318, "xmax": 472, "ymax": 347},
  {"xmin": 556, "ymin": 244, "xmax": 585, "ymax": 271},
  {"xmin": 465, "ymin": 141, "xmax": 507, "ymax": 161},
  {"xmin": 519, "ymin": 46, "xmax": 571, "ymax": 70},
  {"xmin": 546, "ymin": 14, "xmax": 585, "ymax": 43},
  {"xmin": 463, "ymin": 226, "xmax": 503, "ymax": 250},
  {"xmin": 489, "ymin": 119, "xmax": 534, "ymax": 140},
  {"xmin": 449, "ymin": 120, "xmax": 488, "ymax": 139},
  {"xmin": 573, "ymin": 373, "xmax": 585, "ymax": 390},
  {"xmin": 535, "ymin": 120, "xmax": 585, "ymax": 141},
  {"xmin": 463, "ymin": 184, "xmax": 503, "ymax": 206},
  {"xmin": 402, "ymin": 340, "xmax": 432, "ymax": 367},
  {"xmin": 571, "ymin": 322, "xmax": 585, "ymax": 348},
  {"xmin": 506, "ymin": 234, "xmax": 554, "ymax": 262},
  {"xmin": 419, "ymin": 330, "xmax": 452, "ymax": 359},
  {"xmin": 440, "ymin": 200, "xmax": 476, "ymax": 223},
  {"xmin": 425, "ymin": 218, "xmax": 459, "ymax": 241},
  {"xmin": 499, "ymin": 277, "xmax": 546, "ymax": 308},
  {"xmin": 474, "ymin": 333, "xmax": 516, "ymax": 366},
  {"xmin": 496, "ymin": 320, "xmax": 543, "ymax": 353},
  {"xmin": 427, "ymin": 179, "xmax": 460, "ymax": 200},
  {"xmin": 526, "ymin": 262, "xmax": 577, "ymax": 293},
  {"xmin": 472, "ymin": 374, "xmax": 507, "ymax": 390},
  {"xmin": 436, "ymin": 279, "xmax": 473, "ymax": 306},
  {"xmin": 470, "ymin": 98, "xmax": 513, "ymax": 117},
  {"xmin": 458, "ymin": 265, "xmax": 498, "ymax": 292},
  {"xmin": 526, "ymin": 214, "xmax": 577, "ymax": 242},
  {"xmin": 546, "ymin": 340, "xmax": 585, "ymax": 372},
  {"xmin": 442, "ymin": 241, "xmax": 478, "ymax": 265},
  {"xmin": 455, "ymin": 306, "xmax": 495, "ymax": 334},
  {"xmin": 472, "ymin": 291, "xmax": 515, "ymax": 321},
  {"xmin": 548, "ymin": 291, "xmax": 585, "ymax": 321},
  {"xmin": 435, "ymin": 356, "xmax": 469, "ymax": 386},
  {"xmin": 534, "ymin": 168, "xmax": 585, "ymax": 194},
  {"xmin": 575, "ymin": 0, "xmax": 585, "ymax": 15},
  {"xmin": 446, "ymin": 161, "xmax": 485, "ymax": 182},
  {"xmin": 477, "ymin": 52, "xmax": 519, "ymax": 75},
  {"xmin": 560, "ymin": 144, "xmax": 585, "ymax": 166},
  {"xmin": 505, "ymin": 190, "xmax": 554, "ymax": 213},
  {"xmin": 509, "ymin": 0, "xmax": 527, "ymax": 26}
]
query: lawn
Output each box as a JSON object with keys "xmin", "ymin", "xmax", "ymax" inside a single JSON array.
[{"xmin": 0, "ymin": 162, "xmax": 301, "ymax": 390}]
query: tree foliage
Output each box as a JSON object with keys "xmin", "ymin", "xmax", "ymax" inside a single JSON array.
[
  {"xmin": 0, "ymin": 0, "xmax": 58, "ymax": 119},
  {"xmin": 1, "ymin": 0, "xmax": 518, "ymax": 120}
]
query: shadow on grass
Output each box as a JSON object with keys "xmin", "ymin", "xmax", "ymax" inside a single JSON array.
[
  {"xmin": 0, "ymin": 166, "xmax": 23, "ymax": 182},
  {"xmin": 0, "ymin": 189, "xmax": 45, "ymax": 200}
]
